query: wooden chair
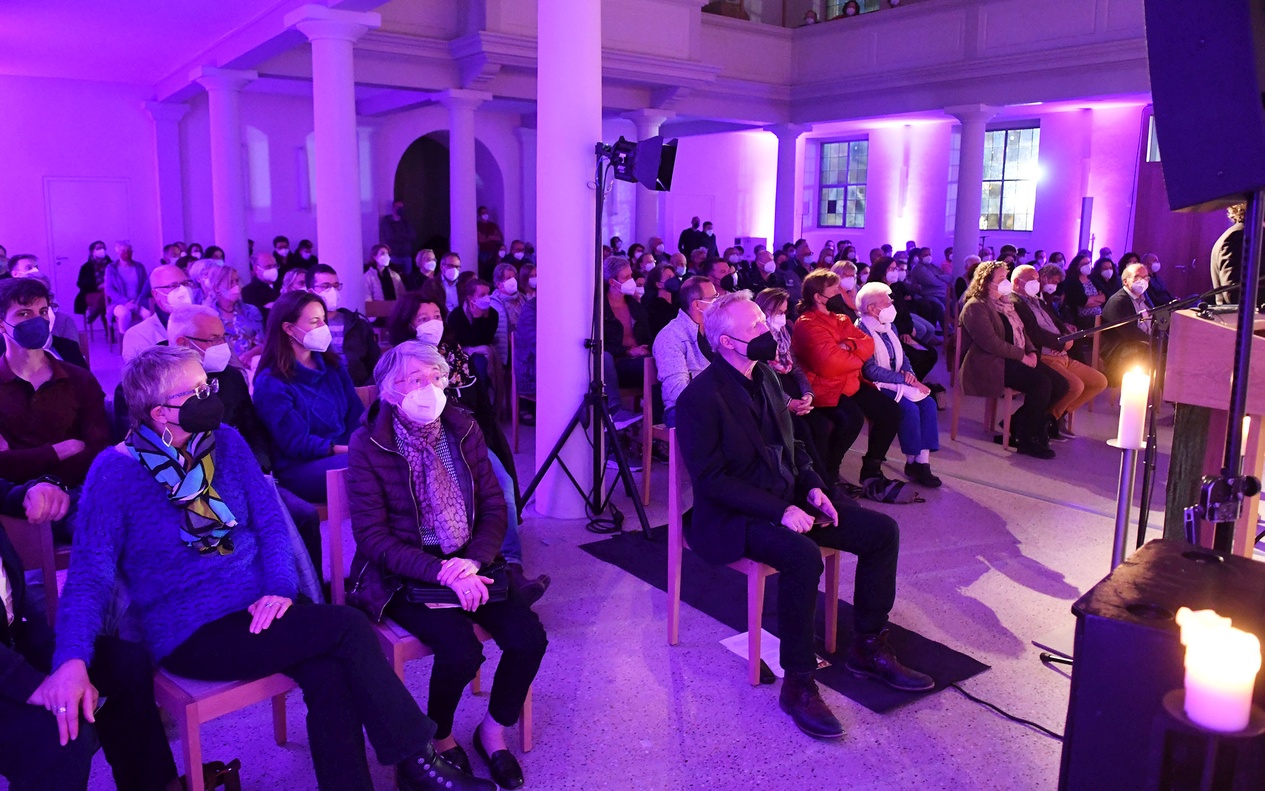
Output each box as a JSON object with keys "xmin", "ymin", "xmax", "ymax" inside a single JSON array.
[
  {"xmin": 363, "ymin": 300, "xmax": 396, "ymax": 321},
  {"xmin": 325, "ymin": 468, "xmax": 533, "ymax": 751},
  {"xmin": 78, "ymin": 334, "xmax": 91, "ymax": 370},
  {"xmin": 509, "ymin": 333, "xmax": 536, "ymax": 454},
  {"xmin": 949, "ymin": 323, "xmax": 1019, "ymax": 449},
  {"xmin": 0, "ymin": 515, "xmax": 61, "ymax": 626},
  {"xmin": 661, "ymin": 429, "xmax": 841, "ymax": 686},
  {"xmin": 354, "ymin": 385, "xmax": 378, "ymax": 410},
  {"xmin": 640, "ymin": 356, "xmax": 666, "ymax": 506},
  {"xmin": 1088, "ymin": 314, "xmax": 1104, "ymax": 412}
]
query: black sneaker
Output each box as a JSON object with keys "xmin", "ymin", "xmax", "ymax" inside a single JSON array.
[{"xmin": 1048, "ymin": 417, "xmax": 1068, "ymax": 443}]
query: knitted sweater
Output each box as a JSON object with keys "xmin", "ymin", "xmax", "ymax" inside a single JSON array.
[
  {"xmin": 53, "ymin": 426, "xmax": 297, "ymax": 666},
  {"xmin": 253, "ymin": 356, "xmax": 364, "ymax": 471}
]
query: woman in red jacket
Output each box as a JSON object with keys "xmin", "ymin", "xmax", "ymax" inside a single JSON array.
[{"xmin": 791, "ymin": 270, "xmax": 901, "ymax": 493}]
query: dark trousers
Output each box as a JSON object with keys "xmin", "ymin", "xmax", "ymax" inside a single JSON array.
[
  {"xmin": 810, "ymin": 388, "xmax": 901, "ymax": 480},
  {"xmin": 162, "ymin": 604, "xmax": 436, "ymax": 791},
  {"xmin": 387, "ymin": 586, "xmax": 547, "ymax": 740},
  {"xmin": 743, "ymin": 500, "xmax": 899, "ymax": 674},
  {"xmin": 1002, "ymin": 358, "xmax": 1069, "ymax": 442},
  {"xmin": 0, "ymin": 635, "xmax": 177, "ymax": 791}
]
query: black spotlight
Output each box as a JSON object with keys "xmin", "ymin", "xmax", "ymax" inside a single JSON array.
[{"xmin": 610, "ymin": 135, "xmax": 677, "ymax": 191}]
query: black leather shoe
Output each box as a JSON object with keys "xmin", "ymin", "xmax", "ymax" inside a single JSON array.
[
  {"xmin": 903, "ymin": 462, "xmax": 942, "ymax": 488},
  {"xmin": 473, "ymin": 726, "xmax": 525, "ymax": 790},
  {"xmin": 507, "ymin": 563, "xmax": 551, "ymax": 607},
  {"xmin": 845, "ymin": 630, "xmax": 935, "ymax": 692},
  {"xmin": 439, "ymin": 743, "xmax": 472, "ymax": 775},
  {"xmin": 398, "ymin": 743, "xmax": 496, "ymax": 791},
  {"xmin": 1016, "ymin": 439, "xmax": 1056, "ymax": 459},
  {"xmin": 778, "ymin": 671, "xmax": 845, "ymax": 739}
]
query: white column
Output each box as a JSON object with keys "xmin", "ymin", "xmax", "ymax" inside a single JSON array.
[
  {"xmin": 192, "ymin": 67, "xmax": 256, "ymax": 272},
  {"xmin": 947, "ymin": 104, "xmax": 998, "ymax": 277},
  {"xmin": 625, "ymin": 109, "xmax": 674, "ymax": 246},
  {"xmin": 769, "ymin": 123, "xmax": 811, "ymax": 247},
  {"xmin": 441, "ymin": 89, "xmax": 491, "ymax": 270},
  {"xmin": 535, "ymin": 0, "xmax": 601, "ymax": 518},
  {"xmin": 515, "ymin": 123, "xmax": 537, "ymax": 245},
  {"xmin": 145, "ymin": 101, "xmax": 190, "ymax": 246},
  {"xmin": 286, "ymin": 4, "xmax": 381, "ymax": 311}
]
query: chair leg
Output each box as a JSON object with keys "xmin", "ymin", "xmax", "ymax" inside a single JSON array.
[
  {"xmin": 950, "ymin": 380, "xmax": 961, "ymax": 441},
  {"xmin": 271, "ymin": 694, "xmax": 287, "ymax": 745},
  {"xmin": 641, "ymin": 424, "xmax": 653, "ymax": 507},
  {"xmin": 747, "ymin": 571, "xmax": 766, "ymax": 686},
  {"xmin": 823, "ymin": 553, "xmax": 840, "ymax": 655},
  {"xmin": 520, "ymin": 686, "xmax": 533, "ymax": 753},
  {"xmin": 1002, "ymin": 391, "xmax": 1014, "ymax": 452},
  {"xmin": 511, "ymin": 401, "xmax": 519, "ymax": 454},
  {"xmin": 179, "ymin": 709, "xmax": 205, "ymax": 791},
  {"xmin": 472, "ymin": 668, "xmax": 482, "ymax": 696},
  {"xmin": 667, "ymin": 506, "xmax": 683, "ymax": 647}
]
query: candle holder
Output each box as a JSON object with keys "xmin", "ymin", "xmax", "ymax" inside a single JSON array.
[
  {"xmin": 1108, "ymin": 437, "xmax": 1146, "ymax": 569},
  {"xmin": 1149, "ymin": 689, "xmax": 1265, "ymax": 790}
]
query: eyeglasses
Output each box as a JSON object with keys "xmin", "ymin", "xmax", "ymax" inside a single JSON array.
[
  {"xmin": 153, "ymin": 280, "xmax": 196, "ymax": 293},
  {"xmin": 313, "ymin": 282, "xmax": 343, "ymax": 292},
  {"xmin": 393, "ymin": 373, "xmax": 449, "ymax": 392},
  {"xmin": 185, "ymin": 334, "xmax": 227, "ymax": 346},
  {"xmin": 161, "ymin": 379, "xmax": 219, "ymax": 407}
]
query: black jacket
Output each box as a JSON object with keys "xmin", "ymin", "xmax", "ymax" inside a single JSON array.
[
  {"xmin": 1011, "ymin": 294, "xmax": 1072, "ymax": 353},
  {"xmin": 603, "ymin": 295, "xmax": 651, "ymax": 357},
  {"xmin": 241, "ymin": 277, "xmax": 280, "ymax": 321},
  {"xmin": 676, "ymin": 359, "xmax": 826, "ymax": 566},
  {"xmin": 1211, "ymin": 222, "xmax": 1244, "ymax": 305},
  {"xmin": 0, "ymin": 478, "xmax": 53, "ymax": 703},
  {"xmin": 1100, "ymin": 288, "xmax": 1151, "ymax": 368},
  {"xmin": 335, "ymin": 308, "xmax": 382, "ymax": 388}
]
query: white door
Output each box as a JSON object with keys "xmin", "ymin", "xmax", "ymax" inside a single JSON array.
[{"xmin": 43, "ymin": 178, "xmax": 132, "ymax": 312}]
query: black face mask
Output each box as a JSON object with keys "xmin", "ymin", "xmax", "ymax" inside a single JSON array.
[
  {"xmin": 664, "ymin": 276, "xmax": 682, "ymax": 294},
  {"xmin": 730, "ymin": 331, "xmax": 778, "ymax": 362},
  {"xmin": 171, "ymin": 393, "xmax": 225, "ymax": 434},
  {"xmin": 825, "ymin": 294, "xmax": 849, "ymax": 314},
  {"xmin": 6, "ymin": 316, "xmax": 51, "ymax": 350}
]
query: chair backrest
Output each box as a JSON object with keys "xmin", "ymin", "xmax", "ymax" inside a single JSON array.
[
  {"xmin": 363, "ymin": 300, "xmax": 396, "ymax": 320},
  {"xmin": 953, "ymin": 321, "xmax": 964, "ymax": 380},
  {"xmin": 0, "ymin": 515, "xmax": 58, "ymax": 625},
  {"xmin": 355, "ymin": 385, "xmax": 379, "ymax": 410},
  {"xmin": 325, "ymin": 467, "xmax": 350, "ymax": 605},
  {"xmin": 79, "ymin": 335, "xmax": 91, "ymax": 370},
  {"xmin": 643, "ymin": 356, "xmax": 658, "ymax": 426},
  {"xmin": 1090, "ymin": 314, "xmax": 1103, "ymax": 370}
]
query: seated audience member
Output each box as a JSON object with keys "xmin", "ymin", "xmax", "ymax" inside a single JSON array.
[
  {"xmin": 448, "ymin": 278, "xmax": 499, "ymax": 391},
  {"xmin": 602, "ymin": 257, "xmax": 650, "ymax": 428},
  {"xmin": 281, "ymin": 267, "xmax": 308, "ymax": 296},
  {"xmin": 294, "ymin": 239, "xmax": 318, "ymax": 271},
  {"xmin": 516, "ymin": 263, "xmax": 537, "ymax": 302},
  {"xmin": 855, "ymin": 283, "xmax": 941, "ymax": 487},
  {"xmin": 0, "ymin": 278, "xmax": 109, "ymax": 493},
  {"xmin": 635, "ymin": 251, "xmax": 657, "ymax": 279},
  {"xmin": 1058, "ymin": 253, "xmax": 1106, "ymax": 365},
  {"xmin": 348, "ymin": 343, "xmax": 547, "ymax": 788},
  {"xmin": 122, "ymin": 264, "xmax": 194, "ymax": 361},
  {"xmin": 1011, "ymin": 266, "xmax": 1107, "ymax": 438},
  {"xmin": 954, "ymin": 254, "xmax": 981, "ymax": 300},
  {"xmin": 742, "ymin": 249, "xmax": 777, "ymax": 294},
  {"xmin": 2, "ymin": 274, "xmax": 85, "ymax": 369},
  {"xmin": 8, "ymin": 261, "xmax": 79, "ymax": 346},
  {"xmin": 645, "ymin": 262, "xmax": 679, "ymax": 336},
  {"xmin": 272, "ymin": 234, "xmax": 294, "ymax": 274},
  {"xmin": 0, "ymin": 474, "xmax": 180, "ymax": 791},
  {"xmin": 203, "ymin": 245, "xmax": 226, "ymax": 261},
  {"xmin": 53, "ymin": 345, "xmax": 489, "ymax": 791},
  {"xmin": 1100, "ymin": 263, "xmax": 1155, "ymax": 386},
  {"xmin": 490, "ymin": 263, "xmax": 526, "ymax": 376},
  {"xmin": 253, "ymin": 291, "xmax": 365, "ymax": 503},
  {"xmin": 242, "ymin": 251, "xmax": 282, "ymax": 320},
  {"xmin": 433, "ymin": 253, "xmax": 463, "ymax": 312},
  {"xmin": 364, "ymin": 245, "xmax": 405, "ymax": 303},
  {"xmin": 513, "ymin": 295, "xmax": 537, "ymax": 401},
  {"xmin": 792, "ymin": 270, "xmax": 903, "ymax": 497},
  {"xmin": 910, "ymin": 246, "xmax": 953, "ymax": 308},
  {"xmin": 940, "ymin": 247, "xmax": 955, "ymax": 275},
  {"xmin": 872, "ymin": 258, "xmax": 937, "ymax": 348},
  {"xmin": 74, "ymin": 240, "xmax": 110, "ymax": 330},
  {"xmin": 105, "ymin": 242, "xmax": 147, "ymax": 336},
  {"xmin": 204, "ymin": 264, "xmax": 265, "ymax": 368},
  {"xmin": 1091, "ymin": 256, "xmax": 1121, "ymax": 296},
  {"xmin": 829, "ymin": 261, "xmax": 860, "ymax": 320},
  {"xmin": 6, "ymin": 255, "xmax": 40, "ymax": 279},
  {"xmin": 652, "ymin": 276, "xmax": 717, "ymax": 428},
  {"xmin": 958, "ymin": 262, "xmax": 1066, "ymax": 459},
  {"xmin": 706, "ymin": 258, "xmax": 736, "ymax": 294},
  {"xmin": 857, "ymin": 262, "xmax": 871, "ymax": 286},
  {"xmin": 1142, "ymin": 253, "xmax": 1175, "ymax": 306},
  {"xmin": 409, "ymin": 249, "xmax": 439, "ymax": 292},
  {"xmin": 676, "ymin": 291, "xmax": 932, "ymax": 738},
  {"xmin": 307, "ymin": 264, "xmax": 380, "ymax": 388}
]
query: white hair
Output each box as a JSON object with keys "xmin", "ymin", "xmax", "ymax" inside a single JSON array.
[
  {"xmin": 964, "ymin": 254, "xmax": 982, "ymax": 268},
  {"xmin": 1010, "ymin": 264, "xmax": 1036, "ymax": 282},
  {"xmin": 702, "ymin": 289, "xmax": 756, "ymax": 352},
  {"xmin": 167, "ymin": 304, "xmax": 220, "ymax": 346},
  {"xmin": 373, "ymin": 340, "xmax": 451, "ymax": 401},
  {"xmin": 122, "ymin": 345, "xmax": 201, "ymax": 427},
  {"xmin": 856, "ymin": 281, "xmax": 891, "ymax": 313}
]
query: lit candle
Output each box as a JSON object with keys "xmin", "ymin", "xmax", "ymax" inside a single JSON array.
[
  {"xmin": 1117, "ymin": 368, "xmax": 1150, "ymax": 449},
  {"xmin": 1175, "ymin": 607, "xmax": 1262, "ymax": 732}
]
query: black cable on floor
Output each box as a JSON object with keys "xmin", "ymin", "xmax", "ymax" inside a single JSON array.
[{"xmin": 950, "ymin": 683, "xmax": 1064, "ymax": 741}]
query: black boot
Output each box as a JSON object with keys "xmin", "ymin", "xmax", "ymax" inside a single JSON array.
[
  {"xmin": 507, "ymin": 563, "xmax": 551, "ymax": 606},
  {"xmin": 903, "ymin": 462, "xmax": 942, "ymax": 488},
  {"xmin": 844, "ymin": 630, "xmax": 935, "ymax": 692},
  {"xmin": 398, "ymin": 743, "xmax": 496, "ymax": 791},
  {"xmin": 778, "ymin": 671, "xmax": 845, "ymax": 739},
  {"xmin": 859, "ymin": 457, "xmax": 887, "ymax": 484}
]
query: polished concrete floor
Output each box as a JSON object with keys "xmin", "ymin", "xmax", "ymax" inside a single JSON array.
[{"xmin": 61, "ymin": 335, "xmax": 1189, "ymax": 791}]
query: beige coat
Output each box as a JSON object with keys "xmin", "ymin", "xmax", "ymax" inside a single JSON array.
[{"xmin": 958, "ymin": 297, "xmax": 1035, "ymax": 398}]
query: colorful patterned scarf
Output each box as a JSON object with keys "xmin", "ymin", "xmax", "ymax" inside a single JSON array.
[
  {"xmin": 393, "ymin": 409, "xmax": 470, "ymax": 555},
  {"xmin": 127, "ymin": 424, "xmax": 237, "ymax": 554}
]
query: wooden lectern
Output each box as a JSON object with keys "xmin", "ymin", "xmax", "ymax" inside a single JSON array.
[{"xmin": 1163, "ymin": 308, "xmax": 1265, "ymax": 556}]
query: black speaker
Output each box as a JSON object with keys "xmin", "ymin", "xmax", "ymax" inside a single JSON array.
[
  {"xmin": 1144, "ymin": 1, "xmax": 1265, "ymax": 212},
  {"xmin": 1059, "ymin": 541, "xmax": 1265, "ymax": 790},
  {"xmin": 610, "ymin": 135, "xmax": 678, "ymax": 192}
]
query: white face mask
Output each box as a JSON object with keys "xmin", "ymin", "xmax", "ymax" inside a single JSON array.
[
  {"xmin": 297, "ymin": 322, "xmax": 332, "ymax": 352},
  {"xmin": 320, "ymin": 288, "xmax": 340, "ymax": 312},
  {"xmin": 654, "ymin": 244, "xmax": 664, "ymax": 254},
  {"xmin": 442, "ymin": 267, "xmax": 459, "ymax": 282},
  {"xmin": 421, "ymin": 257, "xmax": 437, "ymax": 273},
  {"xmin": 500, "ymin": 278, "xmax": 518, "ymax": 294},
  {"xmin": 1130, "ymin": 279, "xmax": 1149, "ymax": 295},
  {"xmin": 704, "ymin": 229, "xmax": 713, "ymax": 236},
  {"xmin": 618, "ymin": 277, "xmax": 637, "ymax": 296},
  {"xmin": 885, "ymin": 269, "xmax": 900, "ymax": 284},
  {"xmin": 769, "ymin": 313, "xmax": 787, "ymax": 332},
  {"xmin": 528, "ymin": 276, "xmax": 538, "ymax": 289},
  {"xmin": 414, "ymin": 318, "xmax": 445, "ymax": 346},
  {"xmin": 1043, "ymin": 283, "xmax": 1058, "ymax": 294},
  {"xmin": 642, "ymin": 261, "xmax": 656, "ymax": 273},
  {"xmin": 1102, "ymin": 269, "xmax": 1115, "ymax": 280},
  {"xmin": 375, "ymin": 253, "xmax": 390, "ymax": 267},
  {"xmin": 841, "ymin": 276, "xmax": 857, "ymax": 291},
  {"xmin": 260, "ymin": 268, "xmax": 279, "ymax": 283},
  {"xmin": 498, "ymin": 249, "xmax": 508, "ymax": 258},
  {"xmin": 512, "ymin": 251, "xmax": 525, "ymax": 261},
  {"xmin": 400, "ymin": 383, "xmax": 446, "ymax": 425},
  {"xmin": 897, "ymin": 269, "xmax": 908, "ymax": 282},
  {"xmin": 762, "ymin": 260, "xmax": 776, "ymax": 274},
  {"xmin": 878, "ymin": 305, "xmax": 898, "ymax": 325},
  {"xmin": 277, "ymin": 247, "xmax": 290, "ymax": 256},
  {"xmin": 1151, "ymin": 262, "xmax": 1162, "ymax": 272},
  {"xmin": 727, "ymin": 254, "xmax": 740, "ymax": 264},
  {"xmin": 92, "ymin": 249, "xmax": 106, "ymax": 259},
  {"xmin": 1023, "ymin": 280, "xmax": 1040, "ymax": 297},
  {"xmin": 1080, "ymin": 264, "xmax": 1094, "ymax": 276},
  {"xmin": 473, "ymin": 295, "xmax": 492, "ymax": 311},
  {"xmin": 480, "ymin": 213, "xmax": 490, "ymax": 222},
  {"xmin": 634, "ymin": 285, "xmax": 645, "ymax": 298},
  {"xmin": 995, "ymin": 279, "xmax": 1014, "ymax": 297},
  {"xmin": 200, "ymin": 342, "xmax": 232, "ymax": 373},
  {"xmin": 167, "ymin": 285, "xmax": 193, "ymax": 307}
]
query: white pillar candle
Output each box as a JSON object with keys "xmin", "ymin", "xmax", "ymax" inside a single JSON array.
[
  {"xmin": 1117, "ymin": 368, "xmax": 1150, "ymax": 449},
  {"xmin": 1176, "ymin": 607, "xmax": 1262, "ymax": 732}
]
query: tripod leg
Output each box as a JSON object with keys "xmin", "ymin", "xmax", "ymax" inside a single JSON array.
[
  {"xmin": 518, "ymin": 398, "xmax": 596, "ymax": 518},
  {"xmin": 597, "ymin": 402, "xmax": 654, "ymax": 538}
]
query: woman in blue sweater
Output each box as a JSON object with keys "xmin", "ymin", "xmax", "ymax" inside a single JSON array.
[
  {"xmin": 253, "ymin": 290, "xmax": 365, "ymax": 503},
  {"xmin": 42, "ymin": 346, "xmax": 492, "ymax": 791}
]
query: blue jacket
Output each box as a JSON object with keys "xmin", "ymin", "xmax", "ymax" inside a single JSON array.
[
  {"xmin": 53, "ymin": 427, "xmax": 297, "ymax": 665},
  {"xmin": 253, "ymin": 356, "xmax": 364, "ymax": 470}
]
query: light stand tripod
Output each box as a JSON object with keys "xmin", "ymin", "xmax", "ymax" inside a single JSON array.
[{"xmin": 517, "ymin": 143, "xmax": 652, "ymax": 538}]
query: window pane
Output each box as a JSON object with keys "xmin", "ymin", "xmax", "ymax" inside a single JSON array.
[
  {"xmin": 848, "ymin": 141, "xmax": 868, "ymax": 183},
  {"xmin": 982, "ymin": 130, "xmax": 1006, "ymax": 180},
  {"xmin": 980, "ymin": 181, "xmax": 1002, "ymax": 230},
  {"xmin": 846, "ymin": 185, "xmax": 866, "ymax": 228},
  {"xmin": 819, "ymin": 187, "xmax": 844, "ymax": 227}
]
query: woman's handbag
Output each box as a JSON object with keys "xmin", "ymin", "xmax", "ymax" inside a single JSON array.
[{"xmin": 401, "ymin": 561, "xmax": 510, "ymax": 606}]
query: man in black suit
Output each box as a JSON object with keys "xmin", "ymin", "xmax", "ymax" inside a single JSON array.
[
  {"xmin": 676, "ymin": 291, "xmax": 932, "ymax": 740},
  {"xmin": 1211, "ymin": 203, "xmax": 1246, "ymax": 305},
  {"xmin": 1100, "ymin": 263, "xmax": 1154, "ymax": 386}
]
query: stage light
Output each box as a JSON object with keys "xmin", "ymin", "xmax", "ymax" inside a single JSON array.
[{"xmin": 609, "ymin": 135, "xmax": 677, "ymax": 191}]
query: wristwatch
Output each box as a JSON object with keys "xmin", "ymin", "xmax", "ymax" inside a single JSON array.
[{"xmin": 31, "ymin": 475, "xmax": 69, "ymax": 493}]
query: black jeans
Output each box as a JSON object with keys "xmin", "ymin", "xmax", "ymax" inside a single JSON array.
[
  {"xmin": 810, "ymin": 388, "xmax": 901, "ymax": 480},
  {"xmin": 1002, "ymin": 358, "xmax": 1069, "ymax": 442},
  {"xmin": 162, "ymin": 603, "xmax": 436, "ymax": 791},
  {"xmin": 0, "ymin": 635, "xmax": 177, "ymax": 791},
  {"xmin": 387, "ymin": 586, "xmax": 548, "ymax": 740},
  {"xmin": 743, "ymin": 499, "xmax": 900, "ymax": 674}
]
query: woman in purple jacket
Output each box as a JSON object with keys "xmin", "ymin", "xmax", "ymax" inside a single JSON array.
[{"xmin": 347, "ymin": 341, "xmax": 547, "ymax": 791}]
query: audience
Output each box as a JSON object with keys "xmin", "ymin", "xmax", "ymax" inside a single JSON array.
[
  {"xmin": 307, "ymin": 264, "xmax": 380, "ymax": 387},
  {"xmin": 448, "ymin": 278, "xmax": 499, "ymax": 392},
  {"xmin": 204, "ymin": 263, "xmax": 265, "ymax": 368},
  {"xmin": 652, "ymin": 275, "xmax": 716, "ymax": 428},
  {"xmin": 281, "ymin": 267, "xmax": 308, "ymax": 295},
  {"xmin": 74, "ymin": 240, "xmax": 111, "ymax": 330},
  {"xmin": 364, "ymin": 244, "xmax": 405, "ymax": 302},
  {"xmin": 1141, "ymin": 253, "xmax": 1174, "ymax": 306},
  {"xmin": 602, "ymin": 256, "xmax": 650, "ymax": 428},
  {"xmin": 513, "ymin": 294, "xmax": 537, "ymax": 401},
  {"xmin": 122, "ymin": 264, "xmax": 194, "ymax": 361},
  {"xmin": 242, "ymin": 251, "xmax": 282, "ymax": 319},
  {"xmin": 347, "ymin": 342, "xmax": 547, "ymax": 789},
  {"xmin": 1100, "ymin": 262, "xmax": 1154, "ymax": 386},
  {"xmin": 476, "ymin": 206, "xmax": 505, "ymax": 280},
  {"xmin": 435, "ymin": 253, "xmax": 463, "ymax": 311},
  {"xmin": 490, "ymin": 262, "xmax": 526, "ymax": 376},
  {"xmin": 105, "ymin": 242, "xmax": 147, "ymax": 336}
]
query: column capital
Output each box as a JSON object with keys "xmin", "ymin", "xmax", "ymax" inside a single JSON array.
[
  {"xmin": 944, "ymin": 104, "xmax": 999, "ymax": 125},
  {"xmin": 765, "ymin": 123, "xmax": 813, "ymax": 141},
  {"xmin": 144, "ymin": 101, "xmax": 189, "ymax": 123},
  {"xmin": 190, "ymin": 66, "xmax": 257, "ymax": 93},
  {"xmin": 624, "ymin": 108, "xmax": 675, "ymax": 138},
  {"xmin": 439, "ymin": 88, "xmax": 492, "ymax": 112},
  {"xmin": 284, "ymin": 4, "xmax": 381, "ymax": 42}
]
